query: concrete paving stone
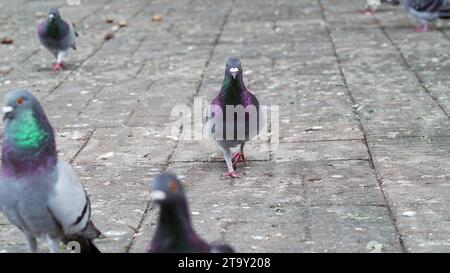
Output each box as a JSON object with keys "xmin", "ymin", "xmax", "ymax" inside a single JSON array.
[
  {"xmin": 307, "ymin": 205, "xmax": 402, "ymax": 252},
  {"xmin": 370, "ymin": 137, "xmax": 450, "ymax": 180},
  {"xmin": 171, "ymin": 139, "xmax": 270, "ymax": 162},
  {"xmin": 273, "ymin": 140, "xmax": 368, "ymax": 161},
  {"xmin": 402, "ymin": 231, "xmax": 450, "ymax": 253},
  {"xmin": 74, "ymin": 126, "xmax": 177, "ymax": 166}
]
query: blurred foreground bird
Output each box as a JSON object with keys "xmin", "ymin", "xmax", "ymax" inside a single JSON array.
[
  {"xmin": 359, "ymin": 0, "xmax": 400, "ymax": 14},
  {"xmin": 403, "ymin": 0, "xmax": 450, "ymax": 32},
  {"xmin": 204, "ymin": 58, "xmax": 264, "ymax": 178},
  {"xmin": 148, "ymin": 173, "xmax": 234, "ymax": 253},
  {"xmin": 0, "ymin": 90, "xmax": 100, "ymax": 253},
  {"xmin": 37, "ymin": 8, "xmax": 78, "ymax": 71}
]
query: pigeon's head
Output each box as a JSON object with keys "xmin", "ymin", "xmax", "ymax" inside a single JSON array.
[
  {"xmin": 47, "ymin": 8, "xmax": 61, "ymax": 23},
  {"xmin": 2, "ymin": 90, "xmax": 53, "ymax": 150},
  {"xmin": 225, "ymin": 57, "xmax": 242, "ymax": 80},
  {"xmin": 3, "ymin": 90, "xmax": 41, "ymax": 122},
  {"xmin": 150, "ymin": 173, "xmax": 187, "ymax": 205}
]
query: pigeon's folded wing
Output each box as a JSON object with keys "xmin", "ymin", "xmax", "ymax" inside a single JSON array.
[
  {"xmin": 407, "ymin": 0, "xmax": 447, "ymax": 12},
  {"xmin": 47, "ymin": 161, "xmax": 91, "ymax": 236}
]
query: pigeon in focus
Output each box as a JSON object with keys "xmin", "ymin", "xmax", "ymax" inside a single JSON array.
[
  {"xmin": 0, "ymin": 90, "xmax": 100, "ymax": 253},
  {"xmin": 359, "ymin": 0, "xmax": 400, "ymax": 15},
  {"xmin": 403, "ymin": 0, "xmax": 450, "ymax": 32},
  {"xmin": 37, "ymin": 8, "xmax": 78, "ymax": 71},
  {"xmin": 148, "ymin": 173, "xmax": 234, "ymax": 253},
  {"xmin": 204, "ymin": 58, "xmax": 265, "ymax": 178}
]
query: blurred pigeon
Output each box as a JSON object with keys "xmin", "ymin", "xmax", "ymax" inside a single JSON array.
[
  {"xmin": 403, "ymin": 0, "xmax": 450, "ymax": 32},
  {"xmin": 148, "ymin": 173, "xmax": 234, "ymax": 253},
  {"xmin": 204, "ymin": 58, "xmax": 265, "ymax": 178},
  {"xmin": 0, "ymin": 90, "xmax": 100, "ymax": 253},
  {"xmin": 37, "ymin": 8, "xmax": 78, "ymax": 71},
  {"xmin": 359, "ymin": 0, "xmax": 400, "ymax": 14}
]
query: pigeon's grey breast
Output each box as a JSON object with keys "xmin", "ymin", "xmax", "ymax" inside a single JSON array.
[
  {"xmin": 0, "ymin": 165, "xmax": 61, "ymax": 238},
  {"xmin": 0, "ymin": 160, "xmax": 91, "ymax": 239},
  {"xmin": 38, "ymin": 20, "xmax": 76, "ymax": 53}
]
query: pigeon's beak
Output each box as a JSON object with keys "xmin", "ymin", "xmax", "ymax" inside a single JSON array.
[
  {"xmin": 150, "ymin": 190, "xmax": 166, "ymax": 201},
  {"xmin": 229, "ymin": 67, "xmax": 239, "ymax": 79},
  {"xmin": 48, "ymin": 14, "xmax": 54, "ymax": 22},
  {"xmin": 2, "ymin": 105, "xmax": 14, "ymax": 121}
]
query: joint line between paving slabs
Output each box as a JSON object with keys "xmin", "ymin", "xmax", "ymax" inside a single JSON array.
[
  {"xmin": 69, "ymin": 128, "xmax": 96, "ymax": 164},
  {"xmin": 373, "ymin": 17, "xmax": 449, "ymax": 118},
  {"xmin": 317, "ymin": 0, "xmax": 407, "ymax": 253},
  {"xmin": 124, "ymin": 1, "xmax": 234, "ymax": 252}
]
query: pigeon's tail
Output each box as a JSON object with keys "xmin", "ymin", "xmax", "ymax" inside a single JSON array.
[
  {"xmin": 210, "ymin": 243, "xmax": 235, "ymax": 253},
  {"xmin": 439, "ymin": 5, "xmax": 450, "ymax": 18},
  {"xmin": 77, "ymin": 237, "xmax": 101, "ymax": 254},
  {"xmin": 382, "ymin": 0, "xmax": 400, "ymax": 6},
  {"xmin": 65, "ymin": 221, "xmax": 101, "ymax": 253}
]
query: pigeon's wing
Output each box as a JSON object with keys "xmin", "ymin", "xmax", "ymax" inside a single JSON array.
[
  {"xmin": 406, "ymin": 0, "xmax": 447, "ymax": 12},
  {"xmin": 381, "ymin": 0, "xmax": 400, "ymax": 5},
  {"xmin": 438, "ymin": 1, "xmax": 450, "ymax": 16},
  {"xmin": 47, "ymin": 161, "xmax": 92, "ymax": 236},
  {"xmin": 203, "ymin": 97, "xmax": 225, "ymax": 141},
  {"xmin": 243, "ymin": 90, "xmax": 266, "ymax": 140},
  {"xmin": 66, "ymin": 20, "xmax": 77, "ymax": 49}
]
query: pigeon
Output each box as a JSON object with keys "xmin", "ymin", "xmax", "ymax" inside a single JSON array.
[
  {"xmin": 403, "ymin": 0, "xmax": 450, "ymax": 32},
  {"xmin": 148, "ymin": 173, "xmax": 234, "ymax": 253},
  {"xmin": 0, "ymin": 90, "xmax": 100, "ymax": 253},
  {"xmin": 204, "ymin": 58, "xmax": 264, "ymax": 178},
  {"xmin": 359, "ymin": 0, "xmax": 400, "ymax": 15},
  {"xmin": 37, "ymin": 8, "xmax": 78, "ymax": 71}
]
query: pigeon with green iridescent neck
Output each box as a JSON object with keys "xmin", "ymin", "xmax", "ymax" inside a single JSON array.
[
  {"xmin": 148, "ymin": 173, "xmax": 234, "ymax": 253},
  {"xmin": 204, "ymin": 58, "xmax": 265, "ymax": 178},
  {"xmin": 37, "ymin": 8, "xmax": 78, "ymax": 71},
  {"xmin": 0, "ymin": 90, "xmax": 100, "ymax": 253}
]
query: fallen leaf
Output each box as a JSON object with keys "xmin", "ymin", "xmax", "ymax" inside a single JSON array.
[
  {"xmin": 152, "ymin": 14, "xmax": 163, "ymax": 22},
  {"xmin": 104, "ymin": 32, "xmax": 114, "ymax": 41},
  {"xmin": 118, "ymin": 20, "xmax": 128, "ymax": 27},
  {"xmin": 1, "ymin": 37, "xmax": 13, "ymax": 45}
]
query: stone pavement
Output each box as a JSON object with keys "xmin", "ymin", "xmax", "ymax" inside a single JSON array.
[{"xmin": 0, "ymin": 0, "xmax": 449, "ymax": 253}]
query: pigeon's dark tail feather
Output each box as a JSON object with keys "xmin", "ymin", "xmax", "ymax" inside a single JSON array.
[
  {"xmin": 79, "ymin": 237, "xmax": 101, "ymax": 254},
  {"xmin": 210, "ymin": 243, "xmax": 235, "ymax": 253},
  {"xmin": 382, "ymin": 0, "xmax": 400, "ymax": 5},
  {"xmin": 64, "ymin": 221, "xmax": 101, "ymax": 253},
  {"xmin": 439, "ymin": 8, "xmax": 450, "ymax": 18}
]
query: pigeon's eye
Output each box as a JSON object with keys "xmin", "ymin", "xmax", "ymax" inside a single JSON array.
[
  {"xmin": 169, "ymin": 181, "xmax": 178, "ymax": 192},
  {"xmin": 16, "ymin": 97, "xmax": 25, "ymax": 105}
]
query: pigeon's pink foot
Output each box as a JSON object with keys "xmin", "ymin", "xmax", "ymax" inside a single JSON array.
[
  {"xmin": 358, "ymin": 8, "xmax": 374, "ymax": 15},
  {"xmin": 232, "ymin": 152, "xmax": 246, "ymax": 168},
  {"xmin": 415, "ymin": 24, "xmax": 428, "ymax": 33},
  {"xmin": 223, "ymin": 171, "xmax": 240, "ymax": 178},
  {"xmin": 53, "ymin": 63, "xmax": 64, "ymax": 71}
]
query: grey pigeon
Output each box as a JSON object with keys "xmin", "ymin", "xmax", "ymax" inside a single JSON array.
[
  {"xmin": 37, "ymin": 8, "xmax": 78, "ymax": 71},
  {"xmin": 0, "ymin": 90, "xmax": 100, "ymax": 253},
  {"xmin": 148, "ymin": 173, "xmax": 234, "ymax": 253},
  {"xmin": 204, "ymin": 58, "xmax": 265, "ymax": 178},
  {"xmin": 403, "ymin": 0, "xmax": 450, "ymax": 31}
]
